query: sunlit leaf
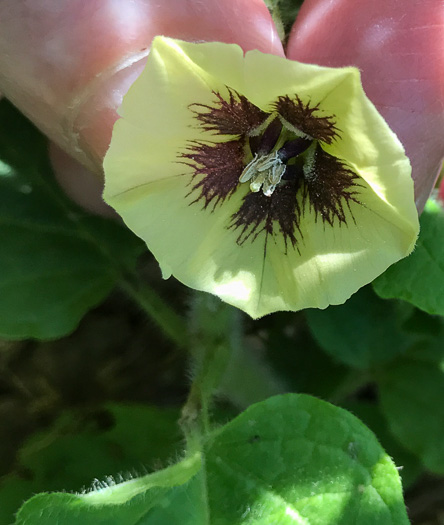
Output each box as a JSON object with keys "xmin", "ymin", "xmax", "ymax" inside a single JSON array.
[{"xmin": 15, "ymin": 395, "xmax": 408, "ymax": 524}]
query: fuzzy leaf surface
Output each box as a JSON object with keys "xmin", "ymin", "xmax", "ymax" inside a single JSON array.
[{"xmin": 15, "ymin": 394, "xmax": 409, "ymax": 524}]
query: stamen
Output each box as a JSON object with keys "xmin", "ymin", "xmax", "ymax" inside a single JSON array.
[
  {"xmin": 239, "ymin": 154, "xmax": 260, "ymax": 183},
  {"xmin": 240, "ymin": 152, "xmax": 286, "ymax": 197},
  {"xmin": 239, "ymin": 153, "xmax": 278, "ymax": 183},
  {"xmin": 250, "ymin": 171, "xmax": 268, "ymax": 193},
  {"xmin": 262, "ymin": 179, "xmax": 277, "ymax": 197},
  {"xmin": 269, "ymin": 162, "xmax": 286, "ymax": 185}
]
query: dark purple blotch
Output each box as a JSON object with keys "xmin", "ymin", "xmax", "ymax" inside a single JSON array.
[{"xmin": 181, "ymin": 88, "xmax": 362, "ymax": 250}]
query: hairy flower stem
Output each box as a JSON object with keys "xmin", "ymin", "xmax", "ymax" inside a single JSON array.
[
  {"xmin": 180, "ymin": 296, "xmax": 238, "ymax": 445},
  {"xmin": 120, "ymin": 277, "xmax": 189, "ymax": 350},
  {"xmin": 180, "ymin": 340, "xmax": 229, "ymax": 447},
  {"xmin": 180, "ymin": 295, "xmax": 288, "ymax": 447}
]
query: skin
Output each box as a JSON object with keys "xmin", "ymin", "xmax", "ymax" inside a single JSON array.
[
  {"xmin": 0, "ymin": 0, "xmax": 283, "ymax": 214},
  {"xmin": 287, "ymin": 0, "xmax": 444, "ymax": 212},
  {"xmin": 0, "ymin": 0, "xmax": 442, "ymax": 213}
]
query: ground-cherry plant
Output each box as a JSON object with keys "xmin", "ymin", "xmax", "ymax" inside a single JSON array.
[{"xmin": 1, "ymin": 1, "xmax": 444, "ymax": 524}]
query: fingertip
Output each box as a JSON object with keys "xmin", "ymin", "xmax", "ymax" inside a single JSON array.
[
  {"xmin": 287, "ymin": 0, "xmax": 444, "ymax": 211},
  {"xmin": 0, "ymin": 0, "xmax": 283, "ymax": 169},
  {"xmin": 49, "ymin": 142, "xmax": 116, "ymax": 218}
]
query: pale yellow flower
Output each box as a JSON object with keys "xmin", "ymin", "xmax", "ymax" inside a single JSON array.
[{"xmin": 104, "ymin": 37, "xmax": 418, "ymax": 318}]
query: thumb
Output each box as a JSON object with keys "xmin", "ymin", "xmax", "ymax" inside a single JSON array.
[
  {"xmin": 0, "ymin": 0, "xmax": 283, "ymax": 174},
  {"xmin": 287, "ymin": 0, "xmax": 444, "ymax": 212}
]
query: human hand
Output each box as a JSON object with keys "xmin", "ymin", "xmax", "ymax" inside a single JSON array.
[
  {"xmin": 0, "ymin": 0, "xmax": 442, "ymax": 214},
  {"xmin": 0, "ymin": 0, "xmax": 282, "ymax": 214},
  {"xmin": 287, "ymin": 0, "xmax": 444, "ymax": 213}
]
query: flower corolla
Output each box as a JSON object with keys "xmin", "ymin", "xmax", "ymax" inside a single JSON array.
[{"xmin": 104, "ymin": 37, "xmax": 419, "ymax": 317}]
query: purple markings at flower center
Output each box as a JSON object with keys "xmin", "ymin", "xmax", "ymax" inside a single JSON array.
[
  {"xmin": 240, "ymin": 125, "xmax": 314, "ymax": 197},
  {"xmin": 181, "ymin": 88, "xmax": 362, "ymax": 249}
]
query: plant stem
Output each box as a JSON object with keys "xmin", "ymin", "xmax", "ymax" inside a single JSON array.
[
  {"xmin": 180, "ymin": 338, "xmax": 230, "ymax": 445},
  {"xmin": 180, "ymin": 295, "xmax": 239, "ymax": 444},
  {"xmin": 120, "ymin": 278, "xmax": 189, "ymax": 350}
]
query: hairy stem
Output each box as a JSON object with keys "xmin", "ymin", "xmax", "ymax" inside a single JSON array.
[{"xmin": 180, "ymin": 295, "xmax": 239, "ymax": 444}]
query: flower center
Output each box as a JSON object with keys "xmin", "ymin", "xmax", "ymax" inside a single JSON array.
[
  {"xmin": 239, "ymin": 152, "xmax": 286, "ymax": 197},
  {"xmin": 239, "ymin": 119, "xmax": 313, "ymax": 197},
  {"xmin": 183, "ymin": 89, "xmax": 362, "ymax": 249}
]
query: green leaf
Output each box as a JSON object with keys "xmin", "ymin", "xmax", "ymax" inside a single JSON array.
[
  {"xmin": 15, "ymin": 455, "xmax": 202, "ymax": 525},
  {"xmin": 0, "ymin": 100, "xmax": 143, "ymax": 340},
  {"xmin": 342, "ymin": 401, "xmax": 422, "ymax": 488},
  {"xmin": 305, "ymin": 286, "xmax": 417, "ymax": 369},
  {"xmin": 377, "ymin": 328, "xmax": 444, "ymax": 475},
  {"xmin": 264, "ymin": 0, "xmax": 304, "ymax": 37},
  {"xmin": 15, "ymin": 394, "xmax": 409, "ymax": 524},
  {"xmin": 263, "ymin": 312, "xmax": 351, "ymax": 399},
  {"xmin": 373, "ymin": 199, "xmax": 444, "ymax": 316},
  {"xmin": 0, "ymin": 404, "xmax": 182, "ymax": 524},
  {"xmin": 277, "ymin": 0, "xmax": 304, "ymax": 34}
]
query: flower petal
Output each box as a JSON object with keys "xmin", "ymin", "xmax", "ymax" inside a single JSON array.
[
  {"xmin": 235, "ymin": 49, "xmax": 419, "ymax": 262},
  {"xmin": 104, "ymin": 37, "xmax": 419, "ymax": 317},
  {"xmin": 104, "ymin": 38, "xmax": 245, "ymax": 197}
]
